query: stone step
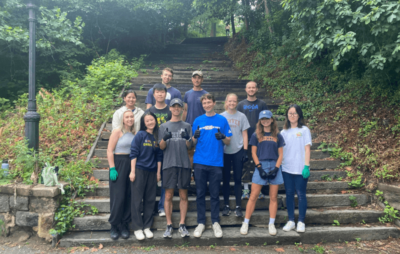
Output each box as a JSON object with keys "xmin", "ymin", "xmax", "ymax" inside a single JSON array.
[
  {"xmin": 81, "ymin": 194, "xmax": 369, "ymax": 211},
  {"xmin": 59, "ymin": 226, "xmax": 400, "ymax": 247},
  {"xmin": 71, "ymin": 209, "xmax": 383, "ymax": 231},
  {"xmin": 130, "ymin": 83, "xmax": 252, "ymax": 89},
  {"xmin": 145, "ymin": 60, "xmax": 232, "ymax": 65},
  {"xmin": 145, "ymin": 56, "xmax": 230, "ymax": 61},
  {"xmin": 137, "ymin": 70, "xmax": 240, "ymax": 75},
  {"xmin": 132, "ymin": 77, "xmax": 245, "ymax": 83},
  {"xmin": 181, "ymin": 37, "xmax": 229, "ymax": 44}
]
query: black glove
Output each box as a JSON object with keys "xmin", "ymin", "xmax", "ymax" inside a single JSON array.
[
  {"xmin": 181, "ymin": 128, "xmax": 190, "ymax": 140},
  {"xmin": 194, "ymin": 126, "xmax": 201, "ymax": 139},
  {"xmin": 256, "ymin": 164, "xmax": 268, "ymax": 180},
  {"xmin": 163, "ymin": 128, "xmax": 172, "ymax": 141},
  {"xmin": 267, "ymin": 167, "xmax": 280, "ymax": 180},
  {"xmin": 215, "ymin": 128, "xmax": 226, "ymax": 140},
  {"xmin": 242, "ymin": 149, "xmax": 249, "ymax": 164}
]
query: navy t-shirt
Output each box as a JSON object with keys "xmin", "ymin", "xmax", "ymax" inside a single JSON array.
[
  {"xmin": 130, "ymin": 131, "xmax": 163, "ymax": 171},
  {"xmin": 237, "ymin": 99, "xmax": 268, "ymax": 140},
  {"xmin": 145, "ymin": 85, "xmax": 182, "ymax": 106},
  {"xmin": 192, "ymin": 114, "xmax": 232, "ymax": 167},
  {"xmin": 249, "ymin": 132, "xmax": 285, "ymax": 161},
  {"xmin": 184, "ymin": 89, "xmax": 208, "ymax": 125}
]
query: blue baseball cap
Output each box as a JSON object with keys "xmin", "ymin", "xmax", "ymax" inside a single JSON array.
[
  {"xmin": 259, "ymin": 110, "xmax": 273, "ymax": 119},
  {"xmin": 169, "ymin": 98, "xmax": 183, "ymax": 107}
]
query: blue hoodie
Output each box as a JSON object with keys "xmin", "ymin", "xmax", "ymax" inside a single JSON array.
[{"xmin": 130, "ymin": 130, "xmax": 163, "ymax": 172}]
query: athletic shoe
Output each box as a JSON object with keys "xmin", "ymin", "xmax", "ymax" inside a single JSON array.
[
  {"xmin": 179, "ymin": 224, "xmax": 190, "ymax": 237},
  {"xmin": 283, "ymin": 221, "xmax": 296, "ymax": 232},
  {"xmin": 159, "ymin": 209, "xmax": 166, "ymax": 217},
  {"xmin": 258, "ymin": 192, "xmax": 265, "ymax": 199},
  {"xmin": 110, "ymin": 225, "xmax": 119, "ymax": 240},
  {"xmin": 134, "ymin": 230, "xmax": 145, "ymax": 240},
  {"xmin": 163, "ymin": 224, "xmax": 173, "ymax": 238},
  {"xmin": 241, "ymin": 189, "xmax": 250, "ymax": 199},
  {"xmin": 297, "ymin": 221, "xmax": 305, "ymax": 233},
  {"xmin": 269, "ymin": 224, "xmax": 277, "ymax": 236},
  {"xmin": 235, "ymin": 207, "xmax": 243, "ymax": 217},
  {"xmin": 240, "ymin": 222, "xmax": 249, "ymax": 235},
  {"xmin": 212, "ymin": 222, "xmax": 223, "ymax": 238},
  {"xmin": 143, "ymin": 228, "xmax": 153, "ymax": 238},
  {"xmin": 193, "ymin": 224, "xmax": 205, "ymax": 238},
  {"xmin": 222, "ymin": 206, "xmax": 231, "ymax": 216},
  {"xmin": 120, "ymin": 223, "xmax": 130, "ymax": 239}
]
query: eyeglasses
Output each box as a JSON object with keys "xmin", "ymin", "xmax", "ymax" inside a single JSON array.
[{"xmin": 288, "ymin": 113, "xmax": 298, "ymax": 117}]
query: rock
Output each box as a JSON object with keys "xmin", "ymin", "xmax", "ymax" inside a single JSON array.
[
  {"xmin": 9, "ymin": 196, "xmax": 29, "ymax": 211},
  {"xmin": 29, "ymin": 197, "xmax": 59, "ymax": 213},
  {"xmin": 0, "ymin": 194, "xmax": 10, "ymax": 212},
  {"xmin": 0, "ymin": 213, "xmax": 15, "ymax": 236},
  {"xmin": 16, "ymin": 211, "xmax": 38, "ymax": 227},
  {"xmin": 17, "ymin": 232, "xmax": 30, "ymax": 242},
  {"xmin": 38, "ymin": 213, "xmax": 54, "ymax": 241}
]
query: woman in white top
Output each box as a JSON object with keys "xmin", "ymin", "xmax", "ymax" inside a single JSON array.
[
  {"xmin": 107, "ymin": 110, "xmax": 135, "ymax": 240},
  {"xmin": 280, "ymin": 104, "xmax": 312, "ymax": 233},
  {"xmin": 112, "ymin": 90, "xmax": 144, "ymax": 133}
]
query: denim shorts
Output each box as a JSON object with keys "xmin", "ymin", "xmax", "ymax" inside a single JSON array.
[{"xmin": 252, "ymin": 159, "xmax": 284, "ymax": 186}]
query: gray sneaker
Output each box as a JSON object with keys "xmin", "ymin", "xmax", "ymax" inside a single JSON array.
[
  {"xmin": 163, "ymin": 224, "xmax": 173, "ymax": 238},
  {"xmin": 178, "ymin": 224, "xmax": 190, "ymax": 237}
]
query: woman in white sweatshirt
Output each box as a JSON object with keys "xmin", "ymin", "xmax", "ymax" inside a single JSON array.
[{"xmin": 112, "ymin": 90, "xmax": 144, "ymax": 133}]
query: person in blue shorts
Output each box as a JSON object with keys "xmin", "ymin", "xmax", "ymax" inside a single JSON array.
[
  {"xmin": 191, "ymin": 93, "xmax": 232, "ymax": 239},
  {"xmin": 240, "ymin": 110, "xmax": 285, "ymax": 236}
]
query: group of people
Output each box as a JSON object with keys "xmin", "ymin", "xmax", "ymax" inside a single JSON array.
[{"xmin": 107, "ymin": 68, "xmax": 312, "ymax": 240}]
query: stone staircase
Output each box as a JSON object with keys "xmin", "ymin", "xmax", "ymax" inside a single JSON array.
[{"xmin": 59, "ymin": 37, "xmax": 400, "ymax": 247}]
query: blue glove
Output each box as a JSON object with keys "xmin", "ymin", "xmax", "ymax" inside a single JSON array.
[{"xmin": 302, "ymin": 165, "xmax": 310, "ymax": 179}]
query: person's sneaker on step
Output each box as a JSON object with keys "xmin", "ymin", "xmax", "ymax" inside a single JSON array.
[
  {"xmin": 193, "ymin": 224, "xmax": 205, "ymax": 238},
  {"xmin": 269, "ymin": 223, "xmax": 277, "ymax": 236},
  {"xmin": 110, "ymin": 225, "xmax": 119, "ymax": 240},
  {"xmin": 241, "ymin": 189, "xmax": 250, "ymax": 199},
  {"xmin": 234, "ymin": 207, "xmax": 243, "ymax": 217},
  {"xmin": 240, "ymin": 222, "xmax": 248, "ymax": 235},
  {"xmin": 134, "ymin": 230, "xmax": 145, "ymax": 240},
  {"xmin": 178, "ymin": 224, "xmax": 190, "ymax": 237},
  {"xmin": 163, "ymin": 224, "xmax": 173, "ymax": 238},
  {"xmin": 258, "ymin": 192, "xmax": 265, "ymax": 199},
  {"xmin": 212, "ymin": 222, "xmax": 223, "ymax": 238},
  {"xmin": 222, "ymin": 205, "xmax": 231, "ymax": 216},
  {"xmin": 296, "ymin": 221, "xmax": 306, "ymax": 233},
  {"xmin": 158, "ymin": 209, "xmax": 166, "ymax": 217},
  {"xmin": 119, "ymin": 223, "xmax": 130, "ymax": 239},
  {"xmin": 143, "ymin": 228, "xmax": 153, "ymax": 238},
  {"xmin": 283, "ymin": 221, "xmax": 296, "ymax": 232}
]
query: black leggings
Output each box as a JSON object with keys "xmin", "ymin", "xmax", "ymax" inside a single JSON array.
[{"xmin": 223, "ymin": 148, "xmax": 244, "ymax": 207}]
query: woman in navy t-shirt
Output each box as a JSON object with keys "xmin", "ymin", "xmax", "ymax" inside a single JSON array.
[{"xmin": 240, "ymin": 110, "xmax": 285, "ymax": 236}]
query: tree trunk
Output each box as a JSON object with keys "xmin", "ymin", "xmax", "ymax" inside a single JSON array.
[
  {"xmin": 231, "ymin": 15, "xmax": 236, "ymax": 35},
  {"xmin": 264, "ymin": 0, "xmax": 273, "ymax": 34},
  {"xmin": 210, "ymin": 22, "xmax": 217, "ymax": 37},
  {"xmin": 242, "ymin": 0, "xmax": 250, "ymax": 30},
  {"xmin": 183, "ymin": 22, "xmax": 188, "ymax": 38}
]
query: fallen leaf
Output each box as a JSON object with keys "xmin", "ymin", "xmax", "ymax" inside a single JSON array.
[
  {"xmin": 341, "ymin": 190, "xmax": 347, "ymax": 194},
  {"xmin": 275, "ymin": 247, "xmax": 285, "ymax": 252},
  {"xmin": 345, "ymin": 166, "xmax": 352, "ymax": 171},
  {"xmin": 91, "ymin": 248, "xmax": 98, "ymax": 252},
  {"xmin": 99, "ymin": 243, "xmax": 103, "ymax": 249},
  {"xmin": 230, "ymin": 247, "xmax": 236, "ymax": 251}
]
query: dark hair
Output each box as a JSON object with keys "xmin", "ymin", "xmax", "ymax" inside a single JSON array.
[
  {"xmin": 284, "ymin": 104, "xmax": 306, "ymax": 129},
  {"xmin": 122, "ymin": 89, "xmax": 137, "ymax": 98},
  {"xmin": 140, "ymin": 112, "xmax": 159, "ymax": 146},
  {"xmin": 153, "ymin": 83, "xmax": 167, "ymax": 94},
  {"xmin": 200, "ymin": 93, "xmax": 215, "ymax": 103},
  {"xmin": 246, "ymin": 81, "xmax": 258, "ymax": 88},
  {"xmin": 256, "ymin": 116, "xmax": 279, "ymax": 142},
  {"xmin": 162, "ymin": 67, "xmax": 174, "ymax": 76}
]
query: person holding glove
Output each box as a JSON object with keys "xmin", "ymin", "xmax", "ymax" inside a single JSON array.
[
  {"xmin": 106, "ymin": 110, "xmax": 136, "ymax": 240},
  {"xmin": 280, "ymin": 104, "xmax": 312, "ymax": 233},
  {"xmin": 240, "ymin": 110, "xmax": 285, "ymax": 236},
  {"xmin": 221, "ymin": 93, "xmax": 250, "ymax": 217}
]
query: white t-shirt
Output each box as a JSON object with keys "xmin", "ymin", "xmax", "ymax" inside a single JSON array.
[{"xmin": 280, "ymin": 126, "xmax": 312, "ymax": 175}]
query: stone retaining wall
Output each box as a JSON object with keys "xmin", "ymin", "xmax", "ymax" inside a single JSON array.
[{"xmin": 0, "ymin": 184, "xmax": 61, "ymax": 241}]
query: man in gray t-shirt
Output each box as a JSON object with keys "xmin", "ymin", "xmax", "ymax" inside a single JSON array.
[{"xmin": 158, "ymin": 98, "xmax": 193, "ymax": 238}]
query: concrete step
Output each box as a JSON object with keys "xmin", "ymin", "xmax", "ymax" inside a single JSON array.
[
  {"xmin": 81, "ymin": 193, "xmax": 369, "ymax": 211},
  {"xmin": 71, "ymin": 209, "xmax": 383, "ymax": 231},
  {"xmin": 181, "ymin": 37, "xmax": 229, "ymax": 44},
  {"xmin": 59, "ymin": 226, "xmax": 400, "ymax": 247}
]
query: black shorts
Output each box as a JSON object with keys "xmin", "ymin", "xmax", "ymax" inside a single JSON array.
[{"xmin": 162, "ymin": 167, "xmax": 191, "ymax": 190}]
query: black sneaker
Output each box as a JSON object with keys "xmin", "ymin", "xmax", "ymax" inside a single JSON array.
[
  {"xmin": 179, "ymin": 224, "xmax": 190, "ymax": 237},
  {"xmin": 222, "ymin": 206, "xmax": 231, "ymax": 216},
  {"xmin": 235, "ymin": 207, "xmax": 243, "ymax": 217},
  {"xmin": 110, "ymin": 225, "xmax": 119, "ymax": 240},
  {"xmin": 163, "ymin": 224, "xmax": 173, "ymax": 238},
  {"xmin": 120, "ymin": 223, "xmax": 130, "ymax": 239}
]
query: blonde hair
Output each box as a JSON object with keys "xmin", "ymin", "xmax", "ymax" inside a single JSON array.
[
  {"xmin": 224, "ymin": 93, "xmax": 238, "ymax": 111},
  {"xmin": 118, "ymin": 110, "xmax": 135, "ymax": 134}
]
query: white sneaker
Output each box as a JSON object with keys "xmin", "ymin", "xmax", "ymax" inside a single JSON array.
[
  {"xmin": 143, "ymin": 228, "xmax": 153, "ymax": 238},
  {"xmin": 193, "ymin": 224, "xmax": 205, "ymax": 238},
  {"xmin": 240, "ymin": 222, "xmax": 249, "ymax": 235},
  {"xmin": 269, "ymin": 224, "xmax": 277, "ymax": 236},
  {"xmin": 134, "ymin": 230, "xmax": 145, "ymax": 240},
  {"xmin": 283, "ymin": 221, "xmax": 296, "ymax": 232},
  {"xmin": 212, "ymin": 222, "xmax": 223, "ymax": 238},
  {"xmin": 158, "ymin": 209, "xmax": 166, "ymax": 217},
  {"xmin": 296, "ymin": 222, "xmax": 305, "ymax": 233}
]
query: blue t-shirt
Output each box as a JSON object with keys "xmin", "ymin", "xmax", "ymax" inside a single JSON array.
[
  {"xmin": 145, "ymin": 85, "xmax": 182, "ymax": 106},
  {"xmin": 192, "ymin": 114, "xmax": 232, "ymax": 167},
  {"xmin": 130, "ymin": 130, "xmax": 163, "ymax": 172},
  {"xmin": 184, "ymin": 89, "xmax": 208, "ymax": 125},
  {"xmin": 249, "ymin": 132, "xmax": 285, "ymax": 161}
]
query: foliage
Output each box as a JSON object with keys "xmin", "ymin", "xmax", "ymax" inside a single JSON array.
[
  {"xmin": 332, "ymin": 220, "xmax": 340, "ymax": 226},
  {"xmin": 349, "ymin": 195, "xmax": 358, "ymax": 207},
  {"xmin": 375, "ymin": 190, "xmax": 384, "ymax": 202},
  {"xmin": 347, "ymin": 171, "xmax": 365, "ymax": 189},
  {"xmin": 379, "ymin": 201, "xmax": 400, "ymax": 223},
  {"xmin": 312, "ymin": 245, "xmax": 325, "ymax": 254},
  {"xmin": 318, "ymin": 142, "xmax": 354, "ymax": 167}
]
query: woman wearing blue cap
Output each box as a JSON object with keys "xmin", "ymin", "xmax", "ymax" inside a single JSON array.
[{"xmin": 240, "ymin": 110, "xmax": 285, "ymax": 236}]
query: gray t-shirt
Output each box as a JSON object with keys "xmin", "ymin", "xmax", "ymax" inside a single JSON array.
[
  {"xmin": 220, "ymin": 111, "xmax": 250, "ymax": 154},
  {"xmin": 158, "ymin": 121, "xmax": 193, "ymax": 170}
]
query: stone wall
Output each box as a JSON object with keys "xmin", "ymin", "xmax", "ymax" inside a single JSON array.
[{"xmin": 0, "ymin": 184, "xmax": 61, "ymax": 241}]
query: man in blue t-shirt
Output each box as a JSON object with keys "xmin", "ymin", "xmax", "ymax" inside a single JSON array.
[
  {"xmin": 191, "ymin": 93, "xmax": 232, "ymax": 239},
  {"xmin": 183, "ymin": 71, "xmax": 208, "ymax": 126},
  {"xmin": 145, "ymin": 67, "xmax": 182, "ymax": 109}
]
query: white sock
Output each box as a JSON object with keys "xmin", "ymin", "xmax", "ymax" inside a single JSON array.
[
  {"xmin": 244, "ymin": 218, "xmax": 250, "ymax": 224},
  {"xmin": 269, "ymin": 218, "xmax": 275, "ymax": 225},
  {"xmin": 244, "ymin": 183, "xmax": 249, "ymax": 190}
]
